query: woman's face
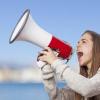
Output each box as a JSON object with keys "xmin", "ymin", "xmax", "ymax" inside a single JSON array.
[{"xmin": 77, "ymin": 33, "xmax": 93, "ymax": 67}]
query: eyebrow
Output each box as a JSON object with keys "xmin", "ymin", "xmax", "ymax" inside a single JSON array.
[
  {"xmin": 77, "ymin": 39, "xmax": 87, "ymax": 43},
  {"xmin": 81, "ymin": 39, "xmax": 87, "ymax": 41}
]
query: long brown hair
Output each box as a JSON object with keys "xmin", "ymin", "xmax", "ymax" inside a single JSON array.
[{"xmin": 76, "ymin": 30, "xmax": 100, "ymax": 100}]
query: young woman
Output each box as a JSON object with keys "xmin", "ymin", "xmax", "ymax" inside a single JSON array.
[{"xmin": 38, "ymin": 30, "xmax": 100, "ymax": 100}]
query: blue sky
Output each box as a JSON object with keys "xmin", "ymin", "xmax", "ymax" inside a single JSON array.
[{"xmin": 0, "ymin": 0, "xmax": 100, "ymax": 67}]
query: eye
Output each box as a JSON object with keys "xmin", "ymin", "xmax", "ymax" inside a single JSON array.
[
  {"xmin": 77, "ymin": 41, "xmax": 80, "ymax": 45},
  {"xmin": 82, "ymin": 40, "xmax": 87, "ymax": 44}
]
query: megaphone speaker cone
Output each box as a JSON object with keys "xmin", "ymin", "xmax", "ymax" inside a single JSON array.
[{"xmin": 9, "ymin": 9, "xmax": 30, "ymax": 44}]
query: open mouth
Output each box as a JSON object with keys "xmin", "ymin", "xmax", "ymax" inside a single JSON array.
[{"xmin": 77, "ymin": 52, "xmax": 83, "ymax": 59}]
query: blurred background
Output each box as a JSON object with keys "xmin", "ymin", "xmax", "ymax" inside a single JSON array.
[{"xmin": 0, "ymin": 0, "xmax": 100, "ymax": 100}]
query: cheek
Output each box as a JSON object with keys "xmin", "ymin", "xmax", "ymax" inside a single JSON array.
[
  {"xmin": 84, "ymin": 47, "xmax": 92, "ymax": 59},
  {"xmin": 83, "ymin": 45, "xmax": 92, "ymax": 54}
]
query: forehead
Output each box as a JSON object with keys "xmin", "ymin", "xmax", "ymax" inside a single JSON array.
[{"xmin": 80, "ymin": 33, "xmax": 92, "ymax": 41}]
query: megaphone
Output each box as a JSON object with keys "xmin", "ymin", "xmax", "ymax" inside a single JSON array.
[{"xmin": 9, "ymin": 9, "xmax": 73, "ymax": 60}]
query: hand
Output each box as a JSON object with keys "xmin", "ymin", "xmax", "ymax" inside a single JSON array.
[
  {"xmin": 41, "ymin": 65, "xmax": 55, "ymax": 80},
  {"xmin": 41, "ymin": 64, "xmax": 56, "ymax": 91},
  {"xmin": 38, "ymin": 47, "xmax": 58, "ymax": 65},
  {"xmin": 37, "ymin": 60, "xmax": 47, "ymax": 69}
]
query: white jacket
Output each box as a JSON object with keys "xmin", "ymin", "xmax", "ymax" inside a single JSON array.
[{"xmin": 51, "ymin": 59, "xmax": 100, "ymax": 99}]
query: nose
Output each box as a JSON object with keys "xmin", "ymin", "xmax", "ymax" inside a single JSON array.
[{"xmin": 77, "ymin": 41, "xmax": 81, "ymax": 50}]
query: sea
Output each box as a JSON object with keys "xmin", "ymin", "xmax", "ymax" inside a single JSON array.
[{"xmin": 0, "ymin": 83, "xmax": 65, "ymax": 100}]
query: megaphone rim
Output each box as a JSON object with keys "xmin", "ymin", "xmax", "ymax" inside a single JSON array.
[{"xmin": 9, "ymin": 9, "xmax": 30, "ymax": 44}]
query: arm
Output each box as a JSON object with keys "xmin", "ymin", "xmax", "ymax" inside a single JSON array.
[
  {"xmin": 41, "ymin": 64, "xmax": 63, "ymax": 100},
  {"xmin": 37, "ymin": 61, "xmax": 58, "ymax": 99},
  {"xmin": 51, "ymin": 59, "xmax": 100, "ymax": 97},
  {"xmin": 39, "ymin": 62, "xmax": 75, "ymax": 100},
  {"xmin": 42, "ymin": 67, "xmax": 76, "ymax": 100},
  {"xmin": 37, "ymin": 47, "xmax": 76, "ymax": 99}
]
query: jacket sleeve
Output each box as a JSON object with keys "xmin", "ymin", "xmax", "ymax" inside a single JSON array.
[
  {"xmin": 42, "ymin": 64, "xmax": 75, "ymax": 100},
  {"xmin": 51, "ymin": 59, "xmax": 100, "ymax": 97},
  {"xmin": 47, "ymin": 87, "xmax": 75, "ymax": 100}
]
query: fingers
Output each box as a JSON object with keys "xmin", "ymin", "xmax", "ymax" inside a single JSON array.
[
  {"xmin": 37, "ymin": 49, "xmax": 50, "ymax": 61},
  {"xmin": 42, "ymin": 72, "xmax": 54, "ymax": 80},
  {"xmin": 41, "ymin": 64, "xmax": 55, "ymax": 80},
  {"xmin": 37, "ymin": 50, "xmax": 48, "ymax": 61},
  {"xmin": 37, "ymin": 47, "xmax": 57, "ymax": 64},
  {"xmin": 38, "ymin": 50, "xmax": 48, "ymax": 56},
  {"xmin": 37, "ymin": 60, "xmax": 47, "ymax": 68},
  {"xmin": 44, "ymin": 47, "xmax": 51, "ymax": 51},
  {"xmin": 38, "ymin": 55, "xmax": 46, "ymax": 62},
  {"xmin": 41, "ymin": 65, "xmax": 54, "ymax": 74},
  {"xmin": 42, "ymin": 68, "xmax": 54, "ymax": 74}
]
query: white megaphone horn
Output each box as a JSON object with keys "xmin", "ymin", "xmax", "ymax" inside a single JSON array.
[{"xmin": 9, "ymin": 9, "xmax": 73, "ymax": 60}]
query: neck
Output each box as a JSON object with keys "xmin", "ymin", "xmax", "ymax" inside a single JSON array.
[{"xmin": 87, "ymin": 63, "xmax": 92, "ymax": 77}]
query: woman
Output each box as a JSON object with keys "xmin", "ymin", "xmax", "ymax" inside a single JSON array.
[{"xmin": 37, "ymin": 30, "xmax": 100, "ymax": 100}]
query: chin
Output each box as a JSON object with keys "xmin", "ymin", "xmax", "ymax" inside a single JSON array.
[{"xmin": 79, "ymin": 61, "xmax": 85, "ymax": 66}]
